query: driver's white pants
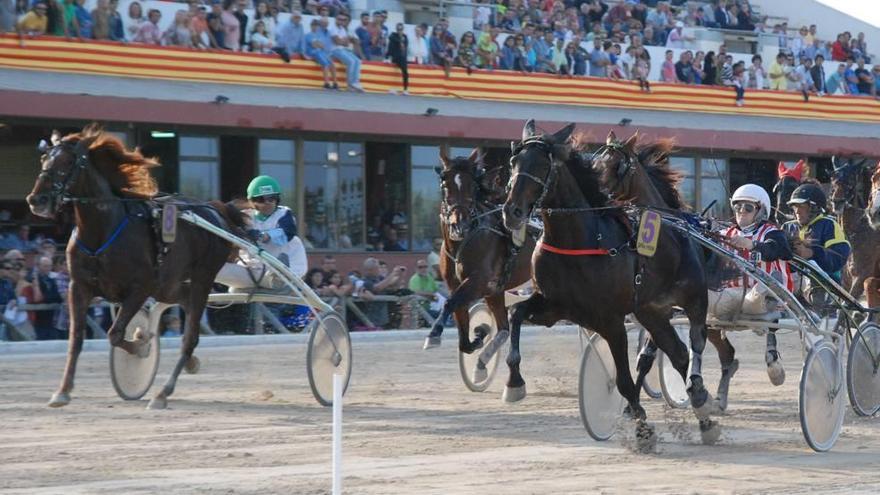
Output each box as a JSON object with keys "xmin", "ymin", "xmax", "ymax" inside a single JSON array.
[{"xmin": 216, "ymin": 263, "xmax": 278, "ymax": 289}]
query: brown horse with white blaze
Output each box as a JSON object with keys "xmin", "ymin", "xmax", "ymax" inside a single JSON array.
[{"xmin": 26, "ymin": 125, "xmax": 246, "ymax": 409}]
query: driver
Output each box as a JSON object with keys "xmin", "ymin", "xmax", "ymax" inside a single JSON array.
[
  {"xmin": 782, "ymin": 183, "xmax": 851, "ymax": 282},
  {"xmin": 709, "ymin": 184, "xmax": 793, "ymax": 386},
  {"xmin": 216, "ymin": 175, "xmax": 307, "ymax": 290}
]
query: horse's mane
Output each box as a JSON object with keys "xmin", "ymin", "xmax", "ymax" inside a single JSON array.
[
  {"xmin": 64, "ymin": 126, "xmax": 159, "ymax": 199},
  {"xmin": 564, "ymin": 133, "xmax": 610, "ymax": 207},
  {"xmin": 633, "ymin": 137, "xmax": 686, "ymax": 210}
]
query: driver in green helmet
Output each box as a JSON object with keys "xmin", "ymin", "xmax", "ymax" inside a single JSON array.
[{"xmin": 216, "ymin": 175, "xmax": 308, "ymax": 289}]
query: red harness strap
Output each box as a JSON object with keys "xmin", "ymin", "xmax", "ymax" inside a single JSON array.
[{"xmin": 539, "ymin": 242, "xmax": 610, "ymax": 256}]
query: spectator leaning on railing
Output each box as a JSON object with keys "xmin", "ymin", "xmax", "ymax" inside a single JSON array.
[
  {"xmin": 272, "ymin": 9, "xmax": 303, "ymax": 62},
  {"xmin": 15, "ymin": 0, "xmax": 47, "ymax": 46}
]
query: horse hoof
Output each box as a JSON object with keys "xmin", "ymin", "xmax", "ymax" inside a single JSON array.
[
  {"xmin": 502, "ymin": 384, "xmax": 526, "ymax": 403},
  {"xmin": 47, "ymin": 392, "xmax": 71, "ymax": 408},
  {"xmin": 766, "ymin": 357, "xmax": 785, "ymax": 386},
  {"xmin": 147, "ymin": 397, "xmax": 168, "ymax": 410},
  {"xmin": 713, "ymin": 396, "xmax": 729, "ymax": 414},
  {"xmin": 635, "ymin": 421, "xmax": 657, "ymax": 453},
  {"xmin": 699, "ymin": 419, "xmax": 722, "ymax": 445},
  {"xmin": 185, "ymin": 355, "xmax": 201, "ymax": 375},
  {"xmin": 472, "ymin": 365, "xmax": 488, "ymax": 384},
  {"xmin": 692, "ymin": 393, "xmax": 718, "ymax": 420},
  {"xmin": 423, "ymin": 336, "xmax": 441, "ymax": 350}
]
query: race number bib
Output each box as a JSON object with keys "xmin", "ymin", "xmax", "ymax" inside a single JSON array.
[
  {"xmin": 636, "ymin": 210, "xmax": 661, "ymax": 257},
  {"xmin": 161, "ymin": 204, "xmax": 178, "ymax": 243}
]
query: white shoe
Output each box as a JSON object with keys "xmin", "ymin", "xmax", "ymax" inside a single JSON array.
[{"xmin": 402, "ymin": 90, "xmax": 409, "ymax": 95}]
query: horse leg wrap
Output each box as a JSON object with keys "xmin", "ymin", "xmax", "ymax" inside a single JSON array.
[
  {"xmin": 714, "ymin": 359, "xmax": 739, "ymax": 412},
  {"xmin": 478, "ymin": 329, "xmax": 509, "ymax": 367}
]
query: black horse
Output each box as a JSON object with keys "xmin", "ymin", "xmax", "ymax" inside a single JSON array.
[
  {"xmin": 772, "ymin": 160, "xmax": 806, "ymax": 225},
  {"xmin": 26, "ymin": 125, "xmax": 246, "ymax": 409},
  {"xmin": 424, "ymin": 149, "xmax": 534, "ymax": 385},
  {"xmin": 502, "ymin": 120, "xmax": 720, "ymax": 445}
]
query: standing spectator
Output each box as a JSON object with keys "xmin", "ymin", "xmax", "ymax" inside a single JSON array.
[
  {"xmin": 720, "ymin": 54, "xmax": 734, "ymax": 85},
  {"xmin": 25, "ymin": 257, "xmax": 62, "ymax": 340},
  {"xmin": 273, "ymin": 10, "xmax": 304, "ymax": 62},
  {"xmin": 853, "ymin": 32, "xmax": 868, "ymax": 63},
  {"xmin": 191, "ymin": 5, "xmax": 214, "ymax": 48},
  {"xmin": 455, "ymin": 30, "xmax": 477, "ymax": 73},
  {"xmin": 533, "ymin": 29, "xmax": 554, "ymax": 73},
  {"xmin": 854, "ymin": 57, "xmax": 875, "ymax": 96},
  {"xmin": 714, "ymin": 0, "xmax": 731, "ymax": 29},
  {"xmin": 43, "ymin": 0, "xmax": 67, "ymax": 38},
  {"xmin": 831, "ymin": 33, "xmax": 848, "ymax": 61},
  {"xmin": 72, "ymin": 0, "xmax": 90, "ymax": 38},
  {"xmin": 249, "ymin": 19, "xmax": 272, "ymax": 52},
  {"xmin": 163, "ymin": 9, "xmax": 194, "ymax": 48},
  {"xmin": 133, "ymin": 8, "xmax": 160, "ymax": 44},
  {"xmin": 409, "ymin": 23, "xmax": 429, "ymax": 65},
  {"xmin": 304, "ymin": 18, "xmax": 338, "ymax": 89},
  {"xmin": 387, "ymin": 22, "xmax": 409, "ymax": 95},
  {"xmin": 499, "ymin": 34, "xmax": 518, "ymax": 70},
  {"xmin": 372, "ymin": 9, "xmax": 389, "ymax": 61},
  {"xmin": 126, "ymin": 0, "xmax": 145, "ymax": 40},
  {"xmin": 207, "ymin": 2, "xmax": 225, "ymax": 48},
  {"xmin": 550, "ymin": 37, "xmax": 568, "ymax": 75},
  {"xmin": 328, "ymin": 12, "xmax": 365, "ymax": 92},
  {"xmin": 354, "ymin": 11, "xmax": 372, "ymax": 59},
  {"xmin": 768, "ymin": 52, "xmax": 786, "ymax": 90},
  {"xmin": 747, "ymin": 54, "xmax": 766, "ymax": 89},
  {"xmin": 431, "ymin": 23, "xmax": 455, "ymax": 75},
  {"xmin": 475, "ymin": 25, "xmax": 499, "ymax": 70},
  {"xmin": 0, "ymin": 0, "xmax": 13, "ymax": 33},
  {"xmin": 252, "ymin": 1, "xmax": 275, "ymax": 45},
  {"xmin": 825, "ymin": 63, "xmax": 848, "ymax": 95},
  {"xmin": 732, "ymin": 60, "xmax": 746, "ymax": 106},
  {"xmin": 692, "ymin": 50, "xmax": 705, "ymax": 84},
  {"xmin": 844, "ymin": 59, "xmax": 860, "ymax": 94},
  {"xmin": 803, "ymin": 38, "xmax": 823, "ymax": 62},
  {"xmin": 633, "ymin": 46, "xmax": 651, "ymax": 91},
  {"xmin": 660, "ymin": 49, "xmax": 676, "ymax": 82},
  {"xmin": 665, "ymin": 20, "xmax": 692, "ymax": 49},
  {"xmin": 791, "ymin": 25, "xmax": 808, "ymax": 58},
  {"xmin": 4, "ymin": 225, "xmax": 34, "ymax": 253},
  {"xmin": 232, "ymin": 0, "xmax": 247, "ymax": 50},
  {"xmin": 15, "ymin": 0, "xmax": 47, "ymax": 45},
  {"xmin": 810, "ymin": 54, "xmax": 826, "ymax": 95},
  {"xmin": 515, "ymin": 34, "xmax": 534, "ymax": 72},
  {"xmin": 220, "ymin": 0, "xmax": 240, "ymax": 51},
  {"xmin": 90, "ymin": 0, "xmax": 110, "ymax": 40},
  {"xmin": 795, "ymin": 56, "xmax": 816, "ymax": 99},
  {"xmin": 588, "ymin": 37, "xmax": 609, "ymax": 78},
  {"xmin": 107, "ymin": 0, "xmax": 122, "ymax": 40}
]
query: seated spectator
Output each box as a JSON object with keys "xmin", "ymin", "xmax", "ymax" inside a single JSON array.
[
  {"xmin": 354, "ymin": 257, "xmax": 405, "ymax": 329},
  {"xmin": 408, "ymin": 259, "xmax": 441, "ymax": 324},
  {"xmin": 854, "ymin": 57, "xmax": 875, "ymax": 96},
  {"xmin": 409, "ymin": 23, "xmax": 429, "ymax": 64},
  {"xmin": 732, "ymin": 60, "xmax": 746, "ymax": 106},
  {"xmin": 382, "ymin": 228, "xmax": 406, "ymax": 252},
  {"xmin": 874, "ymin": 65, "xmax": 880, "ymax": 96},
  {"xmin": 273, "ymin": 10, "xmax": 304, "ymax": 62},
  {"xmin": 321, "ymin": 270, "xmax": 352, "ymax": 296},
  {"xmin": 162, "ymin": 9, "xmax": 194, "ymax": 48},
  {"xmin": 852, "ymin": 32, "xmax": 869, "ymax": 63},
  {"xmin": 768, "ymin": 52, "xmax": 786, "ymax": 90},
  {"xmin": 387, "ymin": 22, "xmax": 409, "ymax": 94},
  {"xmin": 159, "ymin": 313, "xmax": 182, "ymax": 337},
  {"xmin": 455, "ymin": 30, "xmax": 477, "ymax": 73},
  {"xmin": 328, "ymin": 12, "xmax": 364, "ymax": 92},
  {"xmin": 720, "ymin": 54, "xmax": 734, "ymax": 86},
  {"xmin": 831, "ymin": 33, "xmax": 849, "ymax": 61},
  {"xmin": 15, "ymin": 0, "xmax": 47, "ymax": 45},
  {"xmin": 353, "ymin": 11, "xmax": 373, "ymax": 59},
  {"xmin": 736, "ymin": 2, "xmax": 755, "ymax": 31},
  {"xmin": 133, "ymin": 8, "xmax": 161, "ymax": 44},
  {"xmin": 475, "ymin": 25, "xmax": 499, "ymax": 70},
  {"xmin": 499, "ymin": 35, "xmax": 518, "ymax": 71},
  {"xmin": 795, "ymin": 56, "xmax": 816, "ymax": 99},
  {"xmin": 844, "ymin": 60, "xmax": 860, "ymax": 94},
  {"xmin": 674, "ymin": 50, "xmax": 694, "ymax": 84},
  {"xmin": 252, "ymin": 1, "xmax": 276, "ymax": 43},
  {"xmin": 250, "ymin": 20, "xmax": 272, "ymax": 53},
  {"xmin": 665, "ymin": 21, "xmax": 692, "ymax": 49},
  {"xmin": 513, "ymin": 33, "xmax": 533, "ymax": 72},
  {"xmin": 126, "ymin": 0, "xmax": 145, "ymax": 40},
  {"xmin": 825, "ymin": 63, "xmax": 849, "ymax": 95}
]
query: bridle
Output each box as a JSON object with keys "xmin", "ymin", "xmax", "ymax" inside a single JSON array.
[
  {"xmin": 37, "ymin": 140, "xmax": 90, "ymax": 212},
  {"xmin": 831, "ymin": 162, "xmax": 869, "ymax": 211},
  {"xmin": 507, "ymin": 136, "xmax": 558, "ymax": 214},
  {"xmin": 592, "ymin": 141, "xmax": 637, "ymax": 184}
]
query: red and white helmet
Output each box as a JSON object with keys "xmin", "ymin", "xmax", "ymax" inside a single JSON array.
[{"xmin": 730, "ymin": 184, "xmax": 771, "ymax": 222}]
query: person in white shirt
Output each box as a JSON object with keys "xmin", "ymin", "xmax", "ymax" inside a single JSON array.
[{"xmin": 327, "ymin": 12, "xmax": 364, "ymax": 92}]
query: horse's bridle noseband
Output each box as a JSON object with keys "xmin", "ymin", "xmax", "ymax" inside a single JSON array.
[{"xmin": 38, "ymin": 140, "xmax": 90, "ymax": 211}]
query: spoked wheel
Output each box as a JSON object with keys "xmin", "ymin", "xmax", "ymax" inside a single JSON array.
[
  {"xmin": 306, "ymin": 311, "xmax": 352, "ymax": 407},
  {"xmin": 658, "ymin": 325, "xmax": 690, "ymax": 409},
  {"xmin": 459, "ymin": 302, "xmax": 503, "ymax": 392},
  {"xmin": 638, "ymin": 327, "xmax": 662, "ymax": 400},
  {"xmin": 579, "ymin": 333, "xmax": 626, "ymax": 441},
  {"xmin": 799, "ymin": 338, "xmax": 846, "ymax": 452},
  {"xmin": 847, "ymin": 322, "xmax": 880, "ymax": 416},
  {"xmin": 110, "ymin": 308, "xmax": 161, "ymax": 400}
]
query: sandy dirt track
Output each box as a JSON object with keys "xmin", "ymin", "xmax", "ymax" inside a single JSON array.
[{"xmin": 2, "ymin": 328, "xmax": 880, "ymax": 495}]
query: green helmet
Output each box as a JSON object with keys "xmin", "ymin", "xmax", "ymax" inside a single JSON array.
[{"xmin": 247, "ymin": 175, "xmax": 281, "ymax": 198}]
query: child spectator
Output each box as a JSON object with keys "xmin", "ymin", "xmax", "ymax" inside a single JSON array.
[
  {"xmin": 252, "ymin": 1, "xmax": 275, "ymax": 44},
  {"xmin": 304, "ymin": 268, "xmax": 325, "ymax": 290},
  {"xmin": 249, "ymin": 19, "xmax": 272, "ymax": 52},
  {"xmin": 720, "ymin": 54, "xmax": 734, "ymax": 86},
  {"xmin": 768, "ymin": 52, "xmax": 786, "ymax": 90}
]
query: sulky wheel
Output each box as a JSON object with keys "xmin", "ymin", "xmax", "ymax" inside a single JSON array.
[
  {"xmin": 847, "ymin": 322, "xmax": 880, "ymax": 417},
  {"xmin": 637, "ymin": 327, "xmax": 662, "ymax": 400},
  {"xmin": 658, "ymin": 325, "xmax": 690, "ymax": 409},
  {"xmin": 110, "ymin": 308, "xmax": 161, "ymax": 401},
  {"xmin": 799, "ymin": 338, "xmax": 846, "ymax": 452},
  {"xmin": 459, "ymin": 302, "xmax": 504, "ymax": 392},
  {"xmin": 306, "ymin": 311, "xmax": 352, "ymax": 407},
  {"xmin": 579, "ymin": 333, "xmax": 626, "ymax": 441}
]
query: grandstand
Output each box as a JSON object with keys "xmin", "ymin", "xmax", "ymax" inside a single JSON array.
[{"xmin": 1, "ymin": 0, "xmax": 878, "ymax": 262}]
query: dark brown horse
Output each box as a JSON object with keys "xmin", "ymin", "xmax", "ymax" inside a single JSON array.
[
  {"xmin": 867, "ymin": 163, "xmax": 880, "ymax": 310},
  {"xmin": 592, "ymin": 131, "xmax": 740, "ymax": 411},
  {"xmin": 502, "ymin": 120, "xmax": 719, "ymax": 444},
  {"xmin": 829, "ymin": 156, "xmax": 880, "ymax": 305},
  {"xmin": 424, "ymin": 148, "xmax": 534, "ymax": 385},
  {"xmin": 26, "ymin": 125, "xmax": 246, "ymax": 409}
]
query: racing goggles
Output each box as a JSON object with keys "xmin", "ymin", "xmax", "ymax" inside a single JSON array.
[{"xmin": 732, "ymin": 202, "xmax": 758, "ymax": 214}]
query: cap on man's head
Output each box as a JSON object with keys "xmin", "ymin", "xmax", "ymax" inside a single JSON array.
[{"xmin": 675, "ymin": 20, "xmax": 684, "ymax": 28}]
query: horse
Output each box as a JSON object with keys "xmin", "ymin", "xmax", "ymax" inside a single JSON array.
[
  {"xmin": 866, "ymin": 163, "xmax": 880, "ymax": 310},
  {"xmin": 424, "ymin": 148, "xmax": 535, "ymax": 384},
  {"xmin": 502, "ymin": 120, "xmax": 719, "ymax": 445},
  {"xmin": 772, "ymin": 160, "xmax": 806, "ymax": 225},
  {"xmin": 591, "ymin": 130, "xmax": 739, "ymax": 411},
  {"xmin": 828, "ymin": 156, "xmax": 880, "ymax": 305},
  {"xmin": 26, "ymin": 125, "xmax": 246, "ymax": 410}
]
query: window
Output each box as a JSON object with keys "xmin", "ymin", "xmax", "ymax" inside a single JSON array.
[
  {"xmin": 411, "ymin": 145, "xmax": 442, "ymax": 252},
  {"xmin": 669, "ymin": 156, "xmax": 696, "ymax": 209},
  {"xmin": 700, "ymin": 158, "xmax": 729, "ymax": 218},
  {"xmin": 303, "ymin": 141, "xmax": 364, "ymax": 250},
  {"xmin": 259, "ymin": 139, "xmax": 296, "ymax": 205},
  {"xmin": 179, "ymin": 136, "xmax": 219, "ymax": 200}
]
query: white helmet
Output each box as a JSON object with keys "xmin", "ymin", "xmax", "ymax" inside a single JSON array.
[{"xmin": 730, "ymin": 184, "xmax": 771, "ymax": 223}]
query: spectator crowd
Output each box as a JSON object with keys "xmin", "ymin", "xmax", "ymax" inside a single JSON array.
[{"xmin": 3, "ymin": 0, "xmax": 876, "ymax": 99}]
